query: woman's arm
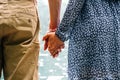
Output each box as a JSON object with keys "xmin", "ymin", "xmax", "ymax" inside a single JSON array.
[
  {"xmin": 48, "ymin": 0, "xmax": 62, "ymax": 31},
  {"xmin": 55, "ymin": 0, "xmax": 85, "ymax": 42}
]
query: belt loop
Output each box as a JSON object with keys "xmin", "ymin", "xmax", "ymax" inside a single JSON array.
[
  {"xmin": 0, "ymin": 0, "xmax": 8, "ymax": 4},
  {"xmin": 33, "ymin": 0, "xmax": 37, "ymax": 5}
]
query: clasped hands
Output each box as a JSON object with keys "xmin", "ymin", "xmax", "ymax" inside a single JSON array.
[{"xmin": 43, "ymin": 32, "xmax": 64, "ymax": 58}]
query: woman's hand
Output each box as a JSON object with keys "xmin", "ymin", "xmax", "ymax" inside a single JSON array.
[{"xmin": 43, "ymin": 32, "xmax": 64, "ymax": 58}]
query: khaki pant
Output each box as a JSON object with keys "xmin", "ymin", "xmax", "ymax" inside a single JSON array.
[{"xmin": 0, "ymin": 0, "xmax": 40, "ymax": 80}]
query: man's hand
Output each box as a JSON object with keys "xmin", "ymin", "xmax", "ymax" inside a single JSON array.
[{"xmin": 42, "ymin": 32, "xmax": 64, "ymax": 58}]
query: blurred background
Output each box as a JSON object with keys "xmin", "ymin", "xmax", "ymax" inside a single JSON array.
[
  {"xmin": 37, "ymin": 0, "xmax": 69, "ymax": 80},
  {"xmin": 1, "ymin": 0, "xmax": 69, "ymax": 80}
]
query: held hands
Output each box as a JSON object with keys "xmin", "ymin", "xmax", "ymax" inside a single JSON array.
[{"xmin": 42, "ymin": 32, "xmax": 64, "ymax": 58}]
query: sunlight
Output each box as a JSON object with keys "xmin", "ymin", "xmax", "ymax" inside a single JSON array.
[{"xmin": 37, "ymin": 0, "xmax": 69, "ymax": 5}]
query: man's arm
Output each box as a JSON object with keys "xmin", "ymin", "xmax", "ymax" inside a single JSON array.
[
  {"xmin": 48, "ymin": 0, "xmax": 62, "ymax": 31},
  {"xmin": 43, "ymin": 0, "xmax": 62, "ymax": 51}
]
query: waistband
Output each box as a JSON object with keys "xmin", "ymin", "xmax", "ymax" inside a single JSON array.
[{"xmin": 0, "ymin": 0, "xmax": 36, "ymax": 4}]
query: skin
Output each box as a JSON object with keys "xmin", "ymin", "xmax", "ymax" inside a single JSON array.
[
  {"xmin": 43, "ymin": 0, "xmax": 64, "ymax": 58},
  {"xmin": 43, "ymin": 32, "xmax": 64, "ymax": 58},
  {"xmin": 48, "ymin": 0, "xmax": 61, "ymax": 30}
]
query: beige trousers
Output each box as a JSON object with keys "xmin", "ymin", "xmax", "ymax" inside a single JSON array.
[{"xmin": 0, "ymin": 0, "xmax": 40, "ymax": 80}]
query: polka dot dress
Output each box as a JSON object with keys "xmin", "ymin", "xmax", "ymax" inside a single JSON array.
[{"xmin": 55, "ymin": 0, "xmax": 120, "ymax": 80}]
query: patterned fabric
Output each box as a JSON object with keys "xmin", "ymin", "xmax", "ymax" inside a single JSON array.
[{"xmin": 55, "ymin": 0, "xmax": 120, "ymax": 80}]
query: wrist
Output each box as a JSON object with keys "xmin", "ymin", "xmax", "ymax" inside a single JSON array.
[
  {"xmin": 49, "ymin": 28, "xmax": 57, "ymax": 32},
  {"xmin": 49, "ymin": 20, "xmax": 60, "ymax": 29},
  {"xmin": 49, "ymin": 24, "xmax": 58, "ymax": 32}
]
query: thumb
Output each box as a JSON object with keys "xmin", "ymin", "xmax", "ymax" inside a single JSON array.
[{"xmin": 42, "ymin": 34, "xmax": 49, "ymax": 41}]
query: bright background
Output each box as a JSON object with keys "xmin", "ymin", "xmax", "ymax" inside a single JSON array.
[
  {"xmin": 1, "ymin": 0, "xmax": 69, "ymax": 80},
  {"xmin": 38, "ymin": 0, "xmax": 69, "ymax": 80}
]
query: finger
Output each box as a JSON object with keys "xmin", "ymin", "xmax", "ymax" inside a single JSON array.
[
  {"xmin": 53, "ymin": 51, "xmax": 59, "ymax": 58},
  {"xmin": 61, "ymin": 44, "xmax": 65, "ymax": 49},
  {"xmin": 48, "ymin": 48, "xmax": 55, "ymax": 56},
  {"xmin": 48, "ymin": 45, "xmax": 56, "ymax": 52},
  {"xmin": 42, "ymin": 34, "xmax": 49, "ymax": 41},
  {"xmin": 48, "ymin": 46, "xmax": 52, "ymax": 52},
  {"xmin": 54, "ymin": 53, "xmax": 59, "ymax": 58},
  {"xmin": 57, "ymin": 48, "xmax": 62, "ymax": 52},
  {"xmin": 44, "ymin": 39, "xmax": 48, "ymax": 50},
  {"xmin": 53, "ymin": 47, "xmax": 63, "ymax": 58},
  {"xmin": 48, "ymin": 44, "xmax": 62, "ymax": 57},
  {"xmin": 49, "ymin": 49, "xmax": 58, "ymax": 57},
  {"xmin": 48, "ymin": 45, "xmax": 61, "ymax": 54}
]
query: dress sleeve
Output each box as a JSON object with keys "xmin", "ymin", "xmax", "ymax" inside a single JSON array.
[{"xmin": 55, "ymin": 0, "xmax": 85, "ymax": 42}]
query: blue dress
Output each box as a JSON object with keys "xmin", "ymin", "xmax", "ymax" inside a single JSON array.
[{"xmin": 55, "ymin": 0, "xmax": 120, "ymax": 80}]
